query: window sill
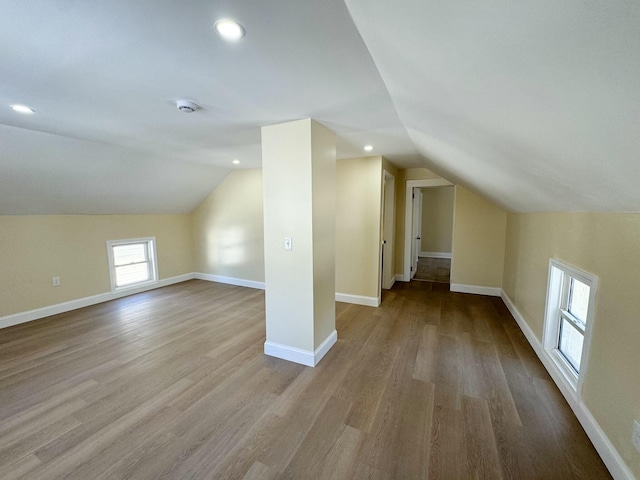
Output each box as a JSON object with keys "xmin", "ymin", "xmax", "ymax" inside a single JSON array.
[
  {"xmin": 113, "ymin": 279, "xmax": 159, "ymax": 293},
  {"xmin": 545, "ymin": 348, "xmax": 580, "ymax": 397}
]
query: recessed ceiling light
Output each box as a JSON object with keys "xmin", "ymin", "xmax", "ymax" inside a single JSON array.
[
  {"xmin": 11, "ymin": 104, "xmax": 34, "ymax": 114},
  {"xmin": 215, "ymin": 19, "xmax": 245, "ymax": 41},
  {"xmin": 232, "ymin": 159, "xmax": 240, "ymax": 165},
  {"xmin": 364, "ymin": 145, "xmax": 373, "ymax": 152}
]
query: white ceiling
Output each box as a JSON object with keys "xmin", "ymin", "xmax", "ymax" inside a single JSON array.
[
  {"xmin": 1, "ymin": 0, "xmax": 639, "ymax": 214},
  {"xmin": 346, "ymin": 0, "xmax": 640, "ymax": 212}
]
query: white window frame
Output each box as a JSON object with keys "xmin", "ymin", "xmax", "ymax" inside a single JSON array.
[
  {"xmin": 543, "ymin": 259, "xmax": 598, "ymax": 398},
  {"xmin": 106, "ymin": 237, "xmax": 158, "ymax": 292}
]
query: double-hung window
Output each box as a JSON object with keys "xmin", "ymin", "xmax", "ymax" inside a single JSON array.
[
  {"xmin": 107, "ymin": 237, "xmax": 158, "ymax": 291},
  {"xmin": 543, "ymin": 259, "xmax": 597, "ymax": 393}
]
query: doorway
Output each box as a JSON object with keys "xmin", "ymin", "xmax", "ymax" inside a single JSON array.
[
  {"xmin": 403, "ymin": 179, "xmax": 453, "ymax": 282},
  {"xmin": 413, "ymin": 185, "xmax": 454, "ymax": 283}
]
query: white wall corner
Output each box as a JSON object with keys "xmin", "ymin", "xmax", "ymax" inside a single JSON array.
[
  {"xmin": 335, "ymin": 292, "xmax": 380, "ymax": 307},
  {"xmin": 0, "ymin": 273, "xmax": 196, "ymax": 330},
  {"xmin": 395, "ymin": 273, "xmax": 407, "ymax": 283},
  {"xmin": 500, "ymin": 290, "xmax": 635, "ymax": 480},
  {"xmin": 264, "ymin": 329, "xmax": 337, "ymax": 367},
  {"xmin": 194, "ymin": 273, "xmax": 265, "ymax": 290},
  {"xmin": 450, "ymin": 283, "xmax": 502, "ymax": 297}
]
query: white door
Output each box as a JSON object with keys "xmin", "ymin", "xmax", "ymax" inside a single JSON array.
[{"xmin": 411, "ymin": 188, "xmax": 422, "ymax": 279}]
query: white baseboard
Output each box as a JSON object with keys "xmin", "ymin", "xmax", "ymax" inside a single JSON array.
[
  {"xmin": 194, "ymin": 273, "xmax": 265, "ymax": 290},
  {"xmin": 0, "ymin": 273, "xmax": 195, "ymax": 330},
  {"xmin": 264, "ymin": 329, "xmax": 337, "ymax": 367},
  {"xmin": 450, "ymin": 283, "xmax": 502, "ymax": 297},
  {"xmin": 195, "ymin": 275, "xmax": 380, "ymax": 307},
  {"xmin": 500, "ymin": 291, "xmax": 634, "ymax": 480},
  {"xmin": 335, "ymin": 292, "xmax": 380, "ymax": 307},
  {"xmin": 394, "ymin": 274, "xmax": 405, "ymax": 283},
  {"xmin": 419, "ymin": 251, "xmax": 452, "ymax": 259}
]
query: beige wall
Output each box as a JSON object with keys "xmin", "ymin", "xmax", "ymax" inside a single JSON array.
[
  {"xmin": 261, "ymin": 119, "xmax": 336, "ymax": 351},
  {"xmin": 192, "ymin": 158, "xmax": 384, "ymax": 301},
  {"xmin": 336, "ymin": 156, "xmax": 383, "ymax": 298},
  {"xmin": 192, "ymin": 169, "xmax": 265, "ymax": 282},
  {"xmin": 451, "ymin": 186, "xmax": 506, "ymax": 288},
  {"xmin": 0, "ymin": 214, "xmax": 193, "ymax": 317},
  {"xmin": 310, "ymin": 121, "xmax": 337, "ymax": 348},
  {"xmin": 503, "ymin": 212, "xmax": 640, "ymax": 476},
  {"xmin": 420, "ymin": 186, "xmax": 454, "ymax": 254}
]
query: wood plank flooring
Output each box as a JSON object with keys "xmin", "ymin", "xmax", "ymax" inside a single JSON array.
[{"xmin": 0, "ymin": 280, "xmax": 611, "ymax": 479}]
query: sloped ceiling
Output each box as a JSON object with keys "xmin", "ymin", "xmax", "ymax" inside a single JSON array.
[
  {"xmin": 1, "ymin": 1, "xmax": 639, "ymax": 214},
  {"xmin": 346, "ymin": 0, "xmax": 640, "ymax": 212}
]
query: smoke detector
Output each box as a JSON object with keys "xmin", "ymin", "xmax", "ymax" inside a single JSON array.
[{"xmin": 176, "ymin": 99, "xmax": 198, "ymax": 113}]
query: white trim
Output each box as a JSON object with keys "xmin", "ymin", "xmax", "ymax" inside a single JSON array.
[
  {"xmin": 543, "ymin": 258, "xmax": 599, "ymax": 398},
  {"xmin": 194, "ymin": 273, "xmax": 265, "ymax": 290},
  {"xmin": 501, "ymin": 290, "xmax": 634, "ymax": 480},
  {"xmin": 394, "ymin": 274, "xmax": 404, "ymax": 283},
  {"xmin": 419, "ymin": 251, "xmax": 452, "ymax": 259},
  {"xmin": 335, "ymin": 292, "xmax": 380, "ymax": 307},
  {"xmin": 380, "ymin": 169, "xmax": 396, "ymax": 293},
  {"xmin": 314, "ymin": 329, "xmax": 338, "ymax": 365},
  {"xmin": 450, "ymin": 283, "xmax": 501, "ymax": 297},
  {"xmin": 195, "ymin": 275, "xmax": 382, "ymax": 307},
  {"xmin": 387, "ymin": 275, "xmax": 396, "ymax": 290},
  {"xmin": 264, "ymin": 329, "xmax": 337, "ymax": 367},
  {"xmin": 195, "ymin": 274, "xmax": 382, "ymax": 307},
  {"xmin": 0, "ymin": 273, "xmax": 195, "ymax": 330},
  {"xmin": 403, "ymin": 178, "xmax": 454, "ymax": 282}
]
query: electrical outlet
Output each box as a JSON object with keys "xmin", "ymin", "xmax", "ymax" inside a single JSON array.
[
  {"xmin": 52, "ymin": 276, "xmax": 61, "ymax": 287},
  {"xmin": 632, "ymin": 420, "xmax": 640, "ymax": 453}
]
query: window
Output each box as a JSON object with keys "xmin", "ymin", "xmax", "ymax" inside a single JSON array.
[
  {"xmin": 543, "ymin": 259, "xmax": 597, "ymax": 394},
  {"xmin": 107, "ymin": 237, "xmax": 158, "ymax": 291}
]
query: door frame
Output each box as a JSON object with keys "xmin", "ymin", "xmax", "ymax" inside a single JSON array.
[
  {"xmin": 380, "ymin": 170, "xmax": 396, "ymax": 292},
  {"xmin": 403, "ymin": 178, "xmax": 453, "ymax": 282},
  {"xmin": 411, "ymin": 187, "xmax": 422, "ymax": 279}
]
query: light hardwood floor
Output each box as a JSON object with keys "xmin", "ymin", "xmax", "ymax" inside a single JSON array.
[{"xmin": 0, "ymin": 280, "xmax": 611, "ymax": 479}]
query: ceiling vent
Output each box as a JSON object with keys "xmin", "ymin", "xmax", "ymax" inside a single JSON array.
[{"xmin": 176, "ymin": 99, "xmax": 198, "ymax": 113}]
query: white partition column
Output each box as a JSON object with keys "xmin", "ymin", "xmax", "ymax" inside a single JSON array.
[{"xmin": 261, "ymin": 119, "xmax": 337, "ymax": 367}]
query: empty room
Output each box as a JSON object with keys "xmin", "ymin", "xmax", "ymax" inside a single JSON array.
[{"xmin": 1, "ymin": 1, "xmax": 639, "ymax": 479}]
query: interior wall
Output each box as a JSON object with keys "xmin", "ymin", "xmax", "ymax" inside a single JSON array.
[
  {"xmin": 335, "ymin": 156, "xmax": 383, "ymax": 299},
  {"xmin": 420, "ymin": 186, "xmax": 454, "ymax": 255},
  {"xmin": 192, "ymin": 169, "xmax": 265, "ymax": 283},
  {"xmin": 451, "ymin": 186, "xmax": 507, "ymax": 288},
  {"xmin": 192, "ymin": 157, "xmax": 384, "ymax": 301},
  {"xmin": 503, "ymin": 212, "xmax": 640, "ymax": 477},
  {"xmin": 0, "ymin": 214, "xmax": 194, "ymax": 318},
  {"xmin": 310, "ymin": 121, "xmax": 337, "ymax": 348}
]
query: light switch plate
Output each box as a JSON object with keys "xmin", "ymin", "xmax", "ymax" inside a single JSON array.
[{"xmin": 284, "ymin": 237, "xmax": 292, "ymax": 251}]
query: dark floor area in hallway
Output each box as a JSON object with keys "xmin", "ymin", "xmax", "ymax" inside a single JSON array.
[{"xmin": 414, "ymin": 256, "xmax": 451, "ymax": 283}]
